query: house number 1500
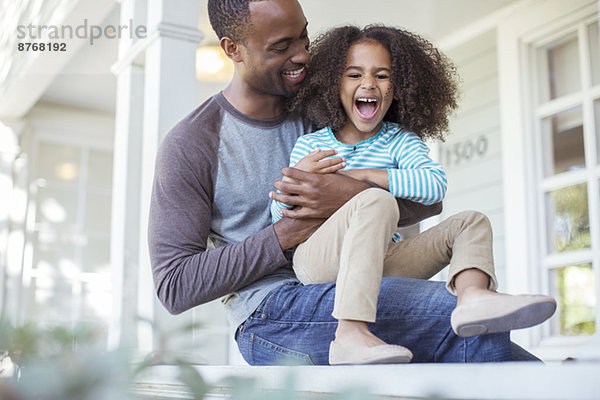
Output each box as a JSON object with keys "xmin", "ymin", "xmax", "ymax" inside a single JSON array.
[{"xmin": 442, "ymin": 135, "xmax": 488, "ymax": 167}]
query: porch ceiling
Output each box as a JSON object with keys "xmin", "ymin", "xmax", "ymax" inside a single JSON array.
[{"xmin": 40, "ymin": 0, "xmax": 517, "ymax": 114}]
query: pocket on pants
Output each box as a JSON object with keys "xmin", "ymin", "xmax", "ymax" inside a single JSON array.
[{"xmin": 250, "ymin": 333, "xmax": 314, "ymax": 365}]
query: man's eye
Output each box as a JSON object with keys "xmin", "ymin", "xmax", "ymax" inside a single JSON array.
[{"xmin": 273, "ymin": 47, "xmax": 288, "ymax": 53}]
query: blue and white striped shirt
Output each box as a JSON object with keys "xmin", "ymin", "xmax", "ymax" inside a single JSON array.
[{"xmin": 271, "ymin": 121, "xmax": 447, "ymax": 237}]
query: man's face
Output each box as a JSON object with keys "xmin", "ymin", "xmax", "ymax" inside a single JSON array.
[{"xmin": 239, "ymin": 0, "xmax": 309, "ymax": 98}]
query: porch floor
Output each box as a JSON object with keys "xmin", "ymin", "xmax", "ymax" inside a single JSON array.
[{"xmin": 136, "ymin": 361, "xmax": 600, "ymax": 399}]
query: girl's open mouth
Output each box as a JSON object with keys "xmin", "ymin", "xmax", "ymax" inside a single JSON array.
[{"xmin": 355, "ymin": 97, "xmax": 379, "ymax": 120}]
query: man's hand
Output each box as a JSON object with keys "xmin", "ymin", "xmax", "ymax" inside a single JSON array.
[
  {"xmin": 282, "ymin": 149, "xmax": 345, "ymax": 183},
  {"xmin": 270, "ymin": 167, "xmax": 366, "ymax": 250},
  {"xmin": 270, "ymin": 168, "xmax": 371, "ymax": 219},
  {"xmin": 273, "ymin": 216, "xmax": 325, "ymax": 250}
]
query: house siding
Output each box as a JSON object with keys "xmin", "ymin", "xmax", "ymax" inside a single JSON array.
[{"xmin": 438, "ymin": 29, "xmax": 507, "ymax": 283}]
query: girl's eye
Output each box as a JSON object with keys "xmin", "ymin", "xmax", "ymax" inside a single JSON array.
[
  {"xmin": 347, "ymin": 73, "xmax": 361, "ymax": 78},
  {"xmin": 376, "ymin": 74, "xmax": 390, "ymax": 80}
]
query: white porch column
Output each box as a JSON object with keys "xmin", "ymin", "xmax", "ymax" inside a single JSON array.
[
  {"xmin": 137, "ymin": 0, "xmax": 203, "ymax": 352},
  {"xmin": 0, "ymin": 121, "xmax": 24, "ymax": 321},
  {"xmin": 108, "ymin": 0, "xmax": 147, "ymax": 349}
]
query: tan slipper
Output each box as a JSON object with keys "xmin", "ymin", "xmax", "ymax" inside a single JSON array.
[
  {"xmin": 451, "ymin": 294, "xmax": 557, "ymax": 337},
  {"xmin": 328, "ymin": 340, "xmax": 413, "ymax": 365}
]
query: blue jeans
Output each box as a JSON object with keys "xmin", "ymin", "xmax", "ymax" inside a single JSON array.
[{"xmin": 236, "ymin": 278, "xmax": 541, "ymax": 365}]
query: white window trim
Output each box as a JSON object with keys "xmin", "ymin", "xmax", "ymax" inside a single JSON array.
[{"xmin": 499, "ymin": 0, "xmax": 599, "ymax": 359}]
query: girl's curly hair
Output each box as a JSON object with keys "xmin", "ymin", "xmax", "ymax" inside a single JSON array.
[{"xmin": 289, "ymin": 25, "xmax": 460, "ymax": 141}]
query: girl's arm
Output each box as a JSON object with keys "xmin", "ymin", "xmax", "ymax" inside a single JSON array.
[
  {"xmin": 338, "ymin": 169, "xmax": 388, "ymax": 189},
  {"xmin": 339, "ymin": 133, "xmax": 447, "ymax": 206},
  {"xmin": 271, "ymin": 167, "xmax": 442, "ymax": 227},
  {"xmin": 387, "ymin": 133, "xmax": 447, "ymax": 205}
]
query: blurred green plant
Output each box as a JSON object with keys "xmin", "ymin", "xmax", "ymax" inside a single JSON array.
[
  {"xmin": 0, "ymin": 319, "xmax": 210, "ymax": 400},
  {"xmin": 0, "ymin": 319, "xmax": 387, "ymax": 400}
]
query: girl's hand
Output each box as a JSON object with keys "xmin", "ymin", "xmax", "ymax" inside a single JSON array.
[
  {"xmin": 293, "ymin": 149, "xmax": 345, "ymax": 174},
  {"xmin": 282, "ymin": 149, "xmax": 346, "ymax": 184}
]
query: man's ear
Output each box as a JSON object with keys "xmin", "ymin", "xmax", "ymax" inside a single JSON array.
[{"xmin": 221, "ymin": 37, "xmax": 243, "ymax": 63}]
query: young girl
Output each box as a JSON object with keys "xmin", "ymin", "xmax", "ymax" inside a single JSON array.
[{"xmin": 271, "ymin": 25, "xmax": 556, "ymax": 365}]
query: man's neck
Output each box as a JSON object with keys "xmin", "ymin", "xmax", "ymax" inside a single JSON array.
[{"xmin": 222, "ymin": 81, "xmax": 286, "ymax": 120}]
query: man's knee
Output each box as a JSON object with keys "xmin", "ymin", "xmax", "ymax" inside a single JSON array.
[{"xmin": 378, "ymin": 278, "xmax": 455, "ymax": 316}]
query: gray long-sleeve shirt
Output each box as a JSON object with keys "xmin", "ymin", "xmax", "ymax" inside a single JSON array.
[{"xmin": 148, "ymin": 92, "xmax": 306, "ymax": 329}]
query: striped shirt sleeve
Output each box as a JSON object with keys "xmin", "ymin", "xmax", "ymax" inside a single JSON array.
[
  {"xmin": 270, "ymin": 136, "xmax": 317, "ymax": 223},
  {"xmin": 387, "ymin": 132, "xmax": 447, "ymax": 205}
]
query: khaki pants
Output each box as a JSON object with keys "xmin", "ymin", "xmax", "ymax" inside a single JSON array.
[{"xmin": 292, "ymin": 188, "xmax": 498, "ymax": 322}]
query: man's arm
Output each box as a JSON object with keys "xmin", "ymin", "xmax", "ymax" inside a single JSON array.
[
  {"xmin": 148, "ymin": 133, "xmax": 291, "ymax": 315},
  {"xmin": 394, "ymin": 197, "xmax": 442, "ymax": 226}
]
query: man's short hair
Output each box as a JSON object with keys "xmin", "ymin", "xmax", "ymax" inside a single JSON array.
[{"xmin": 207, "ymin": 0, "xmax": 264, "ymax": 42}]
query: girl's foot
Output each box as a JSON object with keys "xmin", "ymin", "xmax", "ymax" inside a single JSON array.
[
  {"xmin": 451, "ymin": 291, "xmax": 557, "ymax": 337},
  {"xmin": 334, "ymin": 319, "xmax": 387, "ymax": 348},
  {"xmin": 328, "ymin": 340, "xmax": 412, "ymax": 365},
  {"xmin": 329, "ymin": 319, "xmax": 412, "ymax": 365}
]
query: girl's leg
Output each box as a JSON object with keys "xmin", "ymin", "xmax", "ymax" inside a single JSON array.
[
  {"xmin": 293, "ymin": 188, "xmax": 399, "ymax": 323},
  {"xmin": 453, "ymin": 267, "xmax": 494, "ymax": 306},
  {"xmin": 293, "ymin": 188, "xmax": 412, "ymax": 363},
  {"xmin": 382, "ymin": 210, "xmax": 498, "ymax": 290},
  {"xmin": 382, "ymin": 210, "xmax": 556, "ymax": 337}
]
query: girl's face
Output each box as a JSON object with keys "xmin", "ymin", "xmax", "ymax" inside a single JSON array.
[{"xmin": 339, "ymin": 40, "xmax": 394, "ymax": 138}]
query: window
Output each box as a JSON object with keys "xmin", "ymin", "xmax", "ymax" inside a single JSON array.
[
  {"xmin": 530, "ymin": 18, "xmax": 599, "ymax": 339},
  {"xmin": 23, "ymin": 139, "xmax": 113, "ymax": 342}
]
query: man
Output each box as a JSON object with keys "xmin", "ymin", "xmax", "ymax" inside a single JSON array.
[{"xmin": 148, "ymin": 0, "xmax": 537, "ymax": 364}]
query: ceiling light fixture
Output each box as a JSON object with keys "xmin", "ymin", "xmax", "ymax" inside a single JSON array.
[{"xmin": 195, "ymin": 45, "xmax": 233, "ymax": 82}]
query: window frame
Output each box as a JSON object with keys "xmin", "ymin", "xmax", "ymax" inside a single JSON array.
[
  {"xmin": 499, "ymin": 0, "xmax": 599, "ymax": 359},
  {"xmin": 531, "ymin": 17, "xmax": 600, "ymax": 341}
]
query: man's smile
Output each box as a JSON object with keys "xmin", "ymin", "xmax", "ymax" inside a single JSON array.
[{"xmin": 282, "ymin": 66, "xmax": 306, "ymax": 83}]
